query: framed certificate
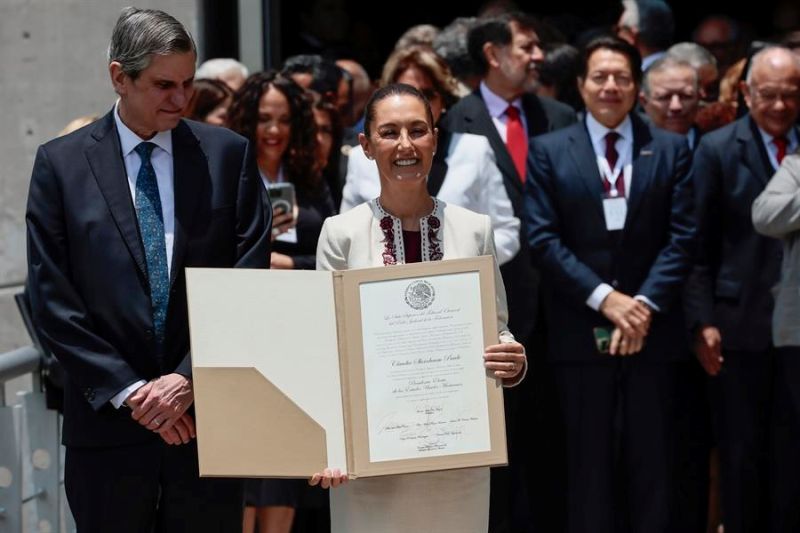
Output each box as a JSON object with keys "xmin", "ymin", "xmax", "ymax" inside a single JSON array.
[{"xmin": 186, "ymin": 256, "xmax": 507, "ymax": 479}]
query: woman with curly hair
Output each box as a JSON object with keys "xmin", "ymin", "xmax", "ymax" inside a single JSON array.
[
  {"xmin": 227, "ymin": 71, "xmax": 336, "ymax": 532},
  {"xmin": 228, "ymin": 70, "xmax": 336, "ymax": 272}
]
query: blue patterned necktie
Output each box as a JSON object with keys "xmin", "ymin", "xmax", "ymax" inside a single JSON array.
[{"xmin": 134, "ymin": 142, "xmax": 169, "ymax": 346}]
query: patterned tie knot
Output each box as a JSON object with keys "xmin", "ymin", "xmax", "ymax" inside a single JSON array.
[
  {"xmin": 506, "ymin": 105, "xmax": 520, "ymax": 119},
  {"xmin": 134, "ymin": 141, "xmax": 156, "ymax": 162}
]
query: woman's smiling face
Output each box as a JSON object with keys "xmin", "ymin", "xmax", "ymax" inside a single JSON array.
[{"xmin": 360, "ymin": 93, "xmax": 437, "ymax": 186}]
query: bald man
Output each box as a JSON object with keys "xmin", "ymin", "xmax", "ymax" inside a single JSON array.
[{"xmin": 686, "ymin": 47, "xmax": 800, "ymax": 533}]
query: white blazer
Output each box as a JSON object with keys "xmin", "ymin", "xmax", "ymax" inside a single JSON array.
[{"xmin": 340, "ymin": 132, "xmax": 521, "ymax": 265}]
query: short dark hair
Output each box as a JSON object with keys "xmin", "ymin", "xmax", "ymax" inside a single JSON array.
[
  {"xmin": 281, "ymin": 54, "xmax": 343, "ymax": 98},
  {"xmin": 183, "ymin": 78, "xmax": 232, "ymax": 122},
  {"xmin": 636, "ymin": 0, "xmax": 674, "ymax": 51},
  {"xmin": 108, "ymin": 7, "xmax": 196, "ymax": 79},
  {"xmin": 467, "ymin": 12, "xmax": 539, "ymax": 76},
  {"xmin": 580, "ymin": 36, "xmax": 643, "ymax": 84},
  {"xmin": 363, "ymin": 84, "xmax": 434, "ymax": 138}
]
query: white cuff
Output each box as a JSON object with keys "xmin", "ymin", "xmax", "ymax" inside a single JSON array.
[
  {"xmin": 634, "ymin": 294, "xmax": 660, "ymax": 312},
  {"xmin": 110, "ymin": 380, "xmax": 147, "ymax": 409},
  {"xmin": 587, "ymin": 283, "xmax": 614, "ymax": 311}
]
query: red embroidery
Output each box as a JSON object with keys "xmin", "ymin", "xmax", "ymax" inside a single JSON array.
[
  {"xmin": 380, "ymin": 216, "xmax": 397, "ymax": 266},
  {"xmin": 427, "ymin": 215, "xmax": 443, "ymax": 261}
]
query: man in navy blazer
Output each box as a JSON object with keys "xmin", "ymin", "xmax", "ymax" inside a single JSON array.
[
  {"xmin": 25, "ymin": 8, "xmax": 270, "ymax": 532},
  {"xmin": 684, "ymin": 46, "xmax": 800, "ymax": 533},
  {"xmin": 525, "ymin": 36, "xmax": 695, "ymax": 533}
]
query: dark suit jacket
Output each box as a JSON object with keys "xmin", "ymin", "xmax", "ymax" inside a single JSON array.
[
  {"xmin": 26, "ymin": 111, "xmax": 271, "ymax": 447},
  {"xmin": 684, "ymin": 116, "xmax": 797, "ymax": 351},
  {"xmin": 524, "ymin": 113, "xmax": 695, "ymax": 362},
  {"xmin": 441, "ymin": 91, "xmax": 576, "ymax": 343}
]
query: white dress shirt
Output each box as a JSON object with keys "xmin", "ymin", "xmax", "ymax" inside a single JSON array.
[
  {"xmin": 583, "ymin": 113, "xmax": 660, "ymax": 312},
  {"xmin": 479, "ymin": 82, "xmax": 528, "ymax": 141},
  {"xmin": 756, "ymin": 126, "xmax": 799, "ymax": 171},
  {"xmin": 110, "ymin": 102, "xmax": 176, "ymax": 408},
  {"xmin": 340, "ymin": 132, "xmax": 521, "ymax": 265}
]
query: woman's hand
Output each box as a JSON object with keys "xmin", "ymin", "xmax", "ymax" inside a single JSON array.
[
  {"xmin": 270, "ymin": 252, "xmax": 295, "ymax": 269},
  {"xmin": 483, "ymin": 341, "xmax": 526, "ymax": 381},
  {"xmin": 270, "ymin": 205, "xmax": 297, "ymax": 241},
  {"xmin": 309, "ymin": 468, "xmax": 348, "ymax": 489}
]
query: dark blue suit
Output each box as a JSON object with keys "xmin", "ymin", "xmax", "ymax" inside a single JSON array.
[
  {"xmin": 524, "ymin": 113, "xmax": 695, "ymax": 533},
  {"xmin": 684, "ymin": 115, "xmax": 799, "ymax": 533},
  {"xmin": 26, "ymin": 110, "xmax": 271, "ymax": 532}
]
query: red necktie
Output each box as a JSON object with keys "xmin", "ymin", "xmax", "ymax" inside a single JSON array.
[
  {"xmin": 603, "ymin": 131, "xmax": 625, "ymax": 197},
  {"xmin": 505, "ymin": 105, "xmax": 527, "ymax": 183},
  {"xmin": 774, "ymin": 136, "xmax": 788, "ymax": 165}
]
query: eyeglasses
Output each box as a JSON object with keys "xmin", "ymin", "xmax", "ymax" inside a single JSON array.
[
  {"xmin": 750, "ymin": 86, "xmax": 800, "ymax": 104},
  {"xmin": 650, "ymin": 92, "xmax": 698, "ymax": 105},
  {"xmin": 588, "ymin": 71, "xmax": 634, "ymax": 88}
]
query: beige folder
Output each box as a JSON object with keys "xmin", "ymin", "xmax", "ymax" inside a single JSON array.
[{"xmin": 186, "ymin": 256, "xmax": 507, "ymax": 479}]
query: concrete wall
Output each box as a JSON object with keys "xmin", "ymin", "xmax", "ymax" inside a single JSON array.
[{"xmin": 0, "ymin": 0, "xmax": 200, "ymax": 355}]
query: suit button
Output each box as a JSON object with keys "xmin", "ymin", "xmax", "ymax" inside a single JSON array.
[{"xmin": 84, "ymin": 388, "xmax": 95, "ymax": 401}]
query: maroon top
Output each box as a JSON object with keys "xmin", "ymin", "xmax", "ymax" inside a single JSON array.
[{"xmin": 402, "ymin": 230, "xmax": 422, "ymax": 264}]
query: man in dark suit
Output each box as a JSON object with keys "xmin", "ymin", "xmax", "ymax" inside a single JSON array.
[
  {"xmin": 525, "ymin": 36, "xmax": 695, "ymax": 533},
  {"xmin": 441, "ymin": 11, "xmax": 575, "ymax": 347},
  {"xmin": 440, "ymin": 12, "xmax": 575, "ymax": 532},
  {"xmin": 25, "ymin": 8, "xmax": 271, "ymax": 532},
  {"xmin": 685, "ymin": 46, "xmax": 800, "ymax": 533}
]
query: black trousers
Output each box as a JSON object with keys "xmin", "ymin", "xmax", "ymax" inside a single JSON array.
[
  {"xmin": 670, "ymin": 359, "xmax": 712, "ymax": 533},
  {"xmin": 770, "ymin": 346, "xmax": 800, "ymax": 533},
  {"xmin": 65, "ymin": 439, "xmax": 243, "ymax": 533},
  {"xmin": 554, "ymin": 358, "xmax": 680, "ymax": 533},
  {"xmin": 711, "ymin": 349, "xmax": 773, "ymax": 533}
]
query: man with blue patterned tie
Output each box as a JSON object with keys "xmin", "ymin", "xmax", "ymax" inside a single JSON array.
[{"xmin": 25, "ymin": 8, "xmax": 271, "ymax": 532}]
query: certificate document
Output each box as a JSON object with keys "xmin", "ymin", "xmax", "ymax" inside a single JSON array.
[
  {"xmin": 187, "ymin": 256, "xmax": 507, "ymax": 479},
  {"xmin": 360, "ymin": 272, "xmax": 491, "ymax": 462}
]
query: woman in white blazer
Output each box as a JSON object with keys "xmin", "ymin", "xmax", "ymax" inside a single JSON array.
[
  {"xmin": 311, "ymin": 84, "xmax": 526, "ymax": 533},
  {"xmin": 339, "ymin": 45, "xmax": 520, "ymax": 266}
]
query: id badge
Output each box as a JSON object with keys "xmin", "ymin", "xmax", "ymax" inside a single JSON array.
[{"xmin": 602, "ymin": 196, "xmax": 627, "ymax": 231}]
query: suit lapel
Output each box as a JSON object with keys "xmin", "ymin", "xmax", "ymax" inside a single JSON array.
[
  {"xmin": 521, "ymin": 93, "xmax": 549, "ymax": 136},
  {"xmin": 625, "ymin": 115, "xmax": 656, "ymax": 225},
  {"xmin": 85, "ymin": 111, "xmax": 147, "ymax": 278},
  {"xmin": 569, "ymin": 124, "xmax": 605, "ymax": 220},
  {"xmin": 461, "ymin": 92, "xmax": 522, "ymax": 195},
  {"xmin": 739, "ymin": 116, "xmax": 775, "ymax": 186},
  {"xmin": 170, "ymin": 121, "xmax": 207, "ymax": 286}
]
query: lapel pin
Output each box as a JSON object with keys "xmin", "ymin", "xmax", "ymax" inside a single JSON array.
[{"xmin": 640, "ymin": 150, "xmax": 654, "ymax": 156}]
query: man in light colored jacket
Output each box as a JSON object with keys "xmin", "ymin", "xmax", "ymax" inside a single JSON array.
[{"xmin": 752, "ymin": 152, "xmax": 800, "ymax": 532}]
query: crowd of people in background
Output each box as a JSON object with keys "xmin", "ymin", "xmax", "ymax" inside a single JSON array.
[{"xmin": 56, "ymin": 1, "xmax": 800, "ymax": 532}]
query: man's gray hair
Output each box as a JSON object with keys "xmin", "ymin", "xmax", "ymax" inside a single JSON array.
[
  {"xmin": 641, "ymin": 56, "xmax": 698, "ymax": 96},
  {"xmin": 745, "ymin": 45, "xmax": 800, "ymax": 85},
  {"xmin": 668, "ymin": 42, "xmax": 717, "ymax": 70},
  {"xmin": 196, "ymin": 58, "xmax": 249, "ymax": 81},
  {"xmin": 108, "ymin": 7, "xmax": 196, "ymax": 79}
]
